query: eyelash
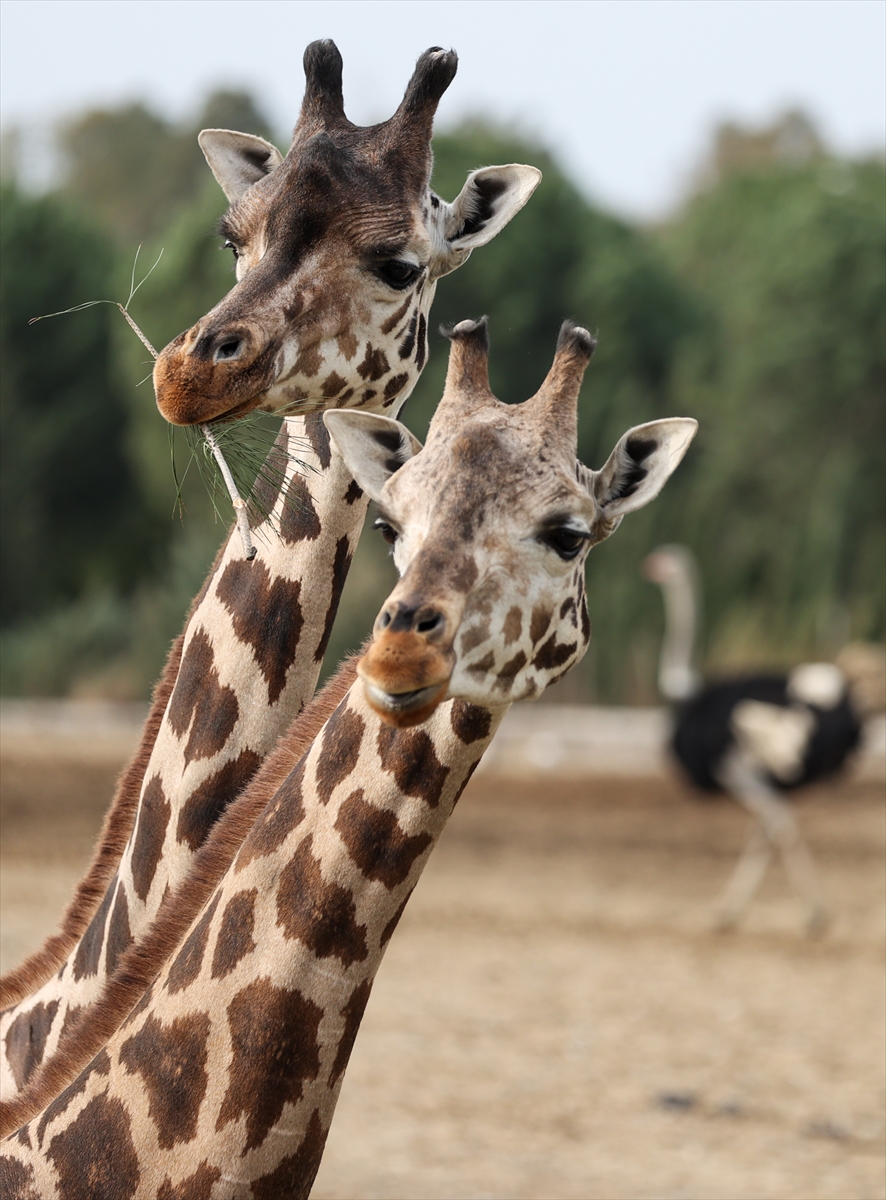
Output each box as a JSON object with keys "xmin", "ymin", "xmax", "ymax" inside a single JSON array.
[
  {"xmin": 538, "ymin": 527, "xmax": 590, "ymax": 560},
  {"xmin": 373, "ymin": 518, "xmax": 398, "ymax": 546},
  {"xmin": 375, "ymin": 260, "xmax": 422, "ymax": 290}
]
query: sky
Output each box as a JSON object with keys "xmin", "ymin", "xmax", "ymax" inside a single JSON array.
[{"xmin": 1, "ymin": 0, "xmax": 884, "ymax": 219}]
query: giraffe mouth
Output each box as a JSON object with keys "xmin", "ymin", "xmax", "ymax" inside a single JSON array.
[{"xmin": 360, "ymin": 679, "xmax": 450, "ymax": 728}]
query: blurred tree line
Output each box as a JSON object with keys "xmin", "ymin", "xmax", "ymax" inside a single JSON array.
[{"xmin": 1, "ymin": 97, "xmax": 883, "ymax": 701}]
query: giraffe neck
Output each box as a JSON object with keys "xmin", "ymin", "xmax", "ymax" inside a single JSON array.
[
  {"xmin": 0, "ymin": 409, "xmax": 380, "ymax": 1099},
  {"xmin": 1, "ymin": 684, "xmax": 504, "ymax": 1197}
]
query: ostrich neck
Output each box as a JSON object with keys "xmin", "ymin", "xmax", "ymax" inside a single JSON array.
[{"xmin": 658, "ymin": 569, "xmax": 700, "ymax": 702}]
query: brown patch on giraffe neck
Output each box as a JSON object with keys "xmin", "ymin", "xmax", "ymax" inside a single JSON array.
[
  {"xmin": 276, "ymin": 836, "xmax": 369, "ymax": 965},
  {"xmin": 216, "ymin": 980, "xmax": 323, "ymax": 1153},
  {"xmin": 236, "ymin": 759, "xmax": 308, "ymax": 870},
  {"xmin": 70, "ymin": 878, "xmax": 116, "ymax": 981},
  {"xmin": 450, "ymin": 701, "xmax": 494, "ymax": 745},
  {"xmin": 279, "ymin": 473, "xmax": 322, "ymax": 543},
  {"xmin": 292, "ymin": 344, "xmax": 323, "ymax": 379},
  {"xmin": 329, "ymin": 981, "xmax": 373, "ymax": 1088},
  {"xmin": 375, "ymin": 724, "xmax": 451, "ymax": 806},
  {"xmin": 130, "ymin": 776, "xmax": 172, "ymax": 903},
  {"xmin": 4, "ymin": 1002, "xmax": 59, "ymax": 1091},
  {"xmin": 343, "ymin": 477, "xmax": 363, "ymax": 504},
  {"xmin": 176, "ymin": 748, "xmax": 263, "ymax": 850},
  {"xmin": 251, "ymin": 1107, "xmax": 328, "ymax": 1200},
  {"xmin": 158, "ymin": 1164, "xmax": 222, "ymax": 1200},
  {"xmin": 167, "ymin": 627, "xmax": 240, "ymax": 762},
  {"xmin": 216, "ymin": 559, "xmax": 305, "ymax": 705},
  {"xmin": 380, "ymin": 889, "xmax": 414, "ymax": 947},
  {"xmin": 335, "ymin": 789, "xmax": 433, "ymax": 888},
  {"xmin": 166, "ymin": 894, "xmax": 221, "ymax": 995},
  {"xmin": 46, "ymin": 1093, "xmax": 140, "ymax": 1198},
  {"xmin": 247, "ymin": 422, "xmax": 289, "ymax": 528},
  {"xmin": 313, "ymin": 538, "xmax": 354, "ymax": 671},
  {"xmin": 104, "ymin": 887, "xmax": 132, "ymax": 975},
  {"xmin": 211, "ymin": 889, "xmax": 258, "ymax": 979},
  {"xmin": 315, "ymin": 706, "xmax": 366, "ymax": 803},
  {"xmin": 304, "ymin": 411, "xmax": 332, "ymax": 469},
  {"xmin": 0, "ymin": 1156, "xmax": 37, "ymax": 1197},
  {"xmin": 119, "ymin": 1013, "xmax": 211, "ymax": 1148}
]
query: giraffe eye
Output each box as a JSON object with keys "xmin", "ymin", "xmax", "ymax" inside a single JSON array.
[
  {"xmin": 539, "ymin": 527, "xmax": 588, "ymax": 561},
  {"xmin": 376, "ymin": 259, "xmax": 421, "ymax": 290},
  {"xmin": 373, "ymin": 519, "xmax": 399, "ymax": 545},
  {"xmin": 223, "ymin": 239, "xmax": 240, "ymax": 260}
]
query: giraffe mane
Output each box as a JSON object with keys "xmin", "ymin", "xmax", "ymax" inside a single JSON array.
[{"xmin": 0, "ymin": 655, "xmax": 359, "ymax": 1138}]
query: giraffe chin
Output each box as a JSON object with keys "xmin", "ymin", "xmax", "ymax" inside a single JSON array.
[{"xmin": 359, "ymin": 678, "xmax": 450, "ymax": 729}]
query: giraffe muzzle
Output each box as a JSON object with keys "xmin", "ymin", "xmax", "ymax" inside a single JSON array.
[{"xmin": 357, "ymin": 630, "xmax": 454, "ymax": 728}]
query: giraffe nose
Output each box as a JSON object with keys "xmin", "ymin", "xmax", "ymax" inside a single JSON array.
[{"xmin": 376, "ymin": 601, "xmax": 446, "ymax": 639}]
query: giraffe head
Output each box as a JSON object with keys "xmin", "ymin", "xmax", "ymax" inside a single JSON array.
[
  {"xmin": 153, "ymin": 40, "xmax": 540, "ymax": 425},
  {"xmin": 325, "ymin": 318, "xmax": 698, "ymax": 726}
]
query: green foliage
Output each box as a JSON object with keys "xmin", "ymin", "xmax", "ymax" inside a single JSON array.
[
  {"xmin": 0, "ymin": 183, "xmax": 160, "ymax": 629},
  {"xmin": 57, "ymin": 91, "xmax": 274, "ymax": 244},
  {"xmin": 659, "ymin": 158, "xmax": 886, "ymax": 669}
]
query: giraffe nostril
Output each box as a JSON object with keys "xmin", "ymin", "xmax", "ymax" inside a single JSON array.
[
  {"xmin": 379, "ymin": 609, "xmax": 393, "ymax": 630},
  {"xmin": 416, "ymin": 611, "xmax": 444, "ymax": 635},
  {"xmin": 214, "ymin": 338, "xmax": 244, "ymax": 363}
]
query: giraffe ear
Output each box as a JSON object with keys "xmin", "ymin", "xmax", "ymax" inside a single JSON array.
[
  {"xmin": 323, "ymin": 411, "xmax": 423, "ymax": 502},
  {"xmin": 198, "ymin": 129, "xmax": 284, "ymax": 202},
  {"xmin": 434, "ymin": 165, "xmax": 541, "ymax": 277},
  {"xmin": 581, "ymin": 418, "xmax": 697, "ymax": 536}
]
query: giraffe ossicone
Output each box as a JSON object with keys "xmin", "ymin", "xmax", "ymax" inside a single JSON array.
[
  {"xmin": 1, "ymin": 320, "xmax": 696, "ymax": 1198},
  {"xmin": 0, "ymin": 38, "xmax": 540, "ymax": 1107}
]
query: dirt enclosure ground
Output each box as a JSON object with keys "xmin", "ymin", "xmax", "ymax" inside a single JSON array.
[{"xmin": 1, "ymin": 728, "xmax": 884, "ymax": 1200}]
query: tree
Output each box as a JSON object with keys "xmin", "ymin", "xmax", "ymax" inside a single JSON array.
[
  {"xmin": 0, "ymin": 184, "xmax": 158, "ymax": 628},
  {"xmin": 56, "ymin": 91, "xmax": 275, "ymax": 245},
  {"xmin": 658, "ymin": 147, "xmax": 886, "ymax": 669}
]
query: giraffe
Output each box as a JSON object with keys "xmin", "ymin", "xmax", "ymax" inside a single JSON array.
[
  {"xmin": 0, "ymin": 39, "xmax": 540, "ymax": 1100},
  {"xmin": 0, "ymin": 318, "xmax": 696, "ymax": 1195}
]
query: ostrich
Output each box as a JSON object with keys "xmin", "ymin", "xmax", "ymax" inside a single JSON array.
[{"xmin": 644, "ymin": 544, "xmax": 883, "ymax": 933}]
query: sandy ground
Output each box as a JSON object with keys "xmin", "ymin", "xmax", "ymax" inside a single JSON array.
[{"xmin": 1, "ymin": 739, "xmax": 884, "ymax": 1200}]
